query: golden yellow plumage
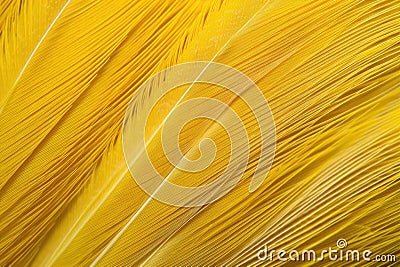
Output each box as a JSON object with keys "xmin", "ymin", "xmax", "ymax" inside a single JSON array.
[{"xmin": 0, "ymin": 0, "xmax": 399, "ymax": 266}]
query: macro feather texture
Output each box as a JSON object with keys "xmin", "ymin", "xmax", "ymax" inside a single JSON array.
[{"xmin": 0, "ymin": 0, "xmax": 399, "ymax": 266}]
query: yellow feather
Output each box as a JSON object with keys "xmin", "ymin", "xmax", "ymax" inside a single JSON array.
[{"xmin": 0, "ymin": 0, "xmax": 399, "ymax": 266}]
